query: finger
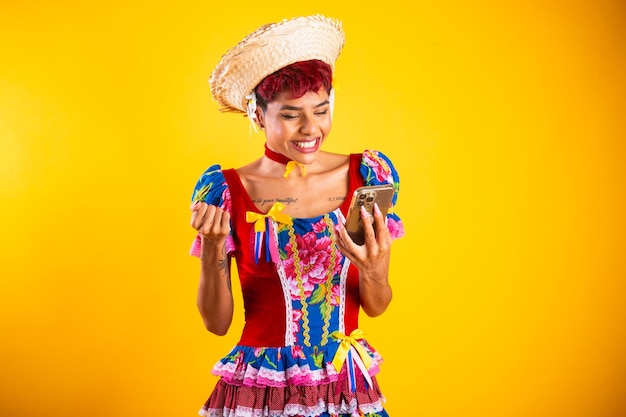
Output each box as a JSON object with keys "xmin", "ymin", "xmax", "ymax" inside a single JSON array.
[
  {"xmin": 336, "ymin": 217, "xmax": 356, "ymax": 246},
  {"xmin": 191, "ymin": 202, "xmax": 209, "ymax": 229},
  {"xmin": 205, "ymin": 207, "xmax": 232, "ymax": 238},
  {"xmin": 335, "ymin": 223, "xmax": 350, "ymax": 249},
  {"xmin": 337, "ymin": 221, "xmax": 369, "ymax": 263},
  {"xmin": 199, "ymin": 205, "xmax": 218, "ymax": 235},
  {"xmin": 335, "ymin": 229, "xmax": 356, "ymax": 260},
  {"xmin": 219, "ymin": 209, "xmax": 231, "ymax": 234},
  {"xmin": 372, "ymin": 203, "xmax": 392, "ymax": 246},
  {"xmin": 335, "ymin": 210, "xmax": 346, "ymax": 233},
  {"xmin": 336, "ymin": 226, "xmax": 349, "ymax": 248},
  {"xmin": 360, "ymin": 206, "xmax": 377, "ymax": 246}
]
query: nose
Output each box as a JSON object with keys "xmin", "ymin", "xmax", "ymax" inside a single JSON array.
[{"xmin": 299, "ymin": 114, "xmax": 319, "ymax": 136}]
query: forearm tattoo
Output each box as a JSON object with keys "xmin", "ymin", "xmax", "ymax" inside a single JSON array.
[
  {"xmin": 200, "ymin": 243, "xmax": 231, "ymax": 292},
  {"xmin": 218, "ymin": 244, "xmax": 232, "ymax": 292}
]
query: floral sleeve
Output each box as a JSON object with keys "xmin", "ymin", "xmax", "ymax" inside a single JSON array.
[
  {"xmin": 359, "ymin": 150, "xmax": 405, "ymax": 239},
  {"xmin": 189, "ymin": 164, "xmax": 235, "ymax": 257}
]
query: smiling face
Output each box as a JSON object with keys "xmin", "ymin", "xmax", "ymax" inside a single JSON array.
[{"xmin": 257, "ymin": 87, "xmax": 332, "ymax": 164}]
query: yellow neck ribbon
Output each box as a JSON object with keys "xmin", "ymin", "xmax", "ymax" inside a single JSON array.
[{"xmin": 283, "ymin": 161, "xmax": 306, "ymax": 178}]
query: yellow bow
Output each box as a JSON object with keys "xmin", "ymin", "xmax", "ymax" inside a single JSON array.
[
  {"xmin": 246, "ymin": 202, "xmax": 292, "ymax": 233},
  {"xmin": 331, "ymin": 329, "xmax": 372, "ymax": 372},
  {"xmin": 283, "ymin": 161, "xmax": 306, "ymax": 178}
]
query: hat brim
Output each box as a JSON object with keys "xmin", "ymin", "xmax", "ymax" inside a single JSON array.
[{"xmin": 209, "ymin": 15, "xmax": 345, "ymax": 113}]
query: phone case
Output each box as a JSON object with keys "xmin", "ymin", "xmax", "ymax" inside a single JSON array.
[{"xmin": 345, "ymin": 184, "xmax": 395, "ymax": 245}]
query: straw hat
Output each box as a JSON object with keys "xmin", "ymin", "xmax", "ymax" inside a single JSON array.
[{"xmin": 209, "ymin": 14, "xmax": 345, "ymax": 114}]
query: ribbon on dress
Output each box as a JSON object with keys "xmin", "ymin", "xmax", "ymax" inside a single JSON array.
[
  {"xmin": 331, "ymin": 329, "xmax": 374, "ymax": 391},
  {"xmin": 246, "ymin": 202, "xmax": 292, "ymax": 263}
]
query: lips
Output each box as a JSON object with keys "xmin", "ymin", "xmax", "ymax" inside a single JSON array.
[{"xmin": 291, "ymin": 138, "xmax": 320, "ymax": 153}]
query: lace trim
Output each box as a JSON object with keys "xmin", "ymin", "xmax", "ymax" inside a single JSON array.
[
  {"xmin": 320, "ymin": 213, "xmax": 337, "ymax": 346},
  {"xmin": 273, "ymin": 221, "xmax": 295, "ymax": 346},
  {"xmin": 337, "ymin": 212, "xmax": 350, "ymax": 334},
  {"xmin": 200, "ymin": 397, "xmax": 386, "ymax": 417},
  {"xmin": 338, "ymin": 261, "xmax": 349, "ymax": 335}
]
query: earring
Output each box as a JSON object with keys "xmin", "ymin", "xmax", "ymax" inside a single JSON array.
[{"xmin": 246, "ymin": 92, "xmax": 259, "ymax": 135}]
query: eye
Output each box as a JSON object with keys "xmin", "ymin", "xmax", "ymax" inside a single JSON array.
[
  {"xmin": 280, "ymin": 113, "xmax": 298, "ymax": 120},
  {"xmin": 314, "ymin": 109, "xmax": 328, "ymax": 116}
]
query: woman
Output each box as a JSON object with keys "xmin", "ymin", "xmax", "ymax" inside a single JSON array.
[{"xmin": 190, "ymin": 15, "xmax": 404, "ymax": 417}]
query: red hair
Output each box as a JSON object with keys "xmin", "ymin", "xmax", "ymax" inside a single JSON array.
[{"xmin": 255, "ymin": 60, "xmax": 333, "ymax": 110}]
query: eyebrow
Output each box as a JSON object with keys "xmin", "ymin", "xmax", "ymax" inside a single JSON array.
[{"xmin": 279, "ymin": 100, "xmax": 330, "ymax": 111}]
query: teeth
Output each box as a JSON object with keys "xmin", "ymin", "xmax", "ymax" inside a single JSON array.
[{"xmin": 294, "ymin": 140, "xmax": 316, "ymax": 149}]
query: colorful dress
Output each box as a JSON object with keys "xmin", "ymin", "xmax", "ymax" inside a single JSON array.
[{"xmin": 190, "ymin": 150, "xmax": 404, "ymax": 417}]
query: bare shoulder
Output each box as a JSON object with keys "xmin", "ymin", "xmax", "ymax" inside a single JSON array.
[
  {"xmin": 235, "ymin": 158, "xmax": 263, "ymax": 176},
  {"xmin": 316, "ymin": 151, "xmax": 350, "ymax": 174}
]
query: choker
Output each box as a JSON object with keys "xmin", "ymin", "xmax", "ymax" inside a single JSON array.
[{"xmin": 264, "ymin": 144, "xmax": 306, "ymax": 178}]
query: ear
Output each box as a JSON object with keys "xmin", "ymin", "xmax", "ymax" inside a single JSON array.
[{"xmin": 255, "ymin": 108, "xmax": 265, "ymax": 129}]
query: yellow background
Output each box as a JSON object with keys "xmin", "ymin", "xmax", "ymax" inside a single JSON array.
[{"xmin": 1, "ymin": 1, "xmax": 624, "ymax": 416}]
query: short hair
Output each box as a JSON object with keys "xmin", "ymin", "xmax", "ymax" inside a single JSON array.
[{"xmin": 255, "ymin": 60, "xmax": 333, "ymax": 111}]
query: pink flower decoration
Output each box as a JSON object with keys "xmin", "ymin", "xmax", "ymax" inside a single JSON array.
[
  {"xmin": 283, "ymin": 232, "xmax": 343, "ymax": 299},
  {"xmin": 221, "ymin": 186, "xmax": 232, "ymax": 212},
  {"xmin": 291, "ymin": 309, "xmax": 303, "ymax": 336},
  {"xmin": 363, "ymin": 150, "xmax": 393, "ymax": 183},
  {"xmin": 330, "ymin": 284, "xmax": 341, "ymax": 306},
  {"xmin": 312, "ymin": 218, "xmax": 327, "ymax": 234},
  {"xmin": 387, "ymin": 217, "xmax": 405, "ymax": 239},
  {"xmin": 234, "ymin": 351, "xmax": 244, "ymax": 370},
  {"xmin": 290, "ymin": 345, "xmax": 306, "ymax": 360}
]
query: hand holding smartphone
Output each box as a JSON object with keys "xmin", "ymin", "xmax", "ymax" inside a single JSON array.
[{"xmin": 344, "ymin": 184, "xmax": 394, "ymax": 245}]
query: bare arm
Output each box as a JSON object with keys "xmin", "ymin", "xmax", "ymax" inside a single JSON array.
[
  {"xmin": 336, "ymin": 203, "xmax": 393, "ymax": 317},
  {"xmin": 191, "ymin": 202, "xmax": 234, "ymax": 335}
]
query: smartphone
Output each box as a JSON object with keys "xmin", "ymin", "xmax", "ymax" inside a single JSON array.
[{"xmin": 345, "ymin": 184, "xmax": 395, "ymax": 245}]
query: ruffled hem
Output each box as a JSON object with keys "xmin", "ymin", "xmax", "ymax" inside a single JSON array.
[
  {"xmin": 212, "ymin": 343, "xmax": 382, "ymax": 388},
  {"xmin": 387, "ymin": 216, "xmax": 404, "ymax": 240},
  {"xmin": 199, "ymin": 375, "xmax": 387, "ymax": 417},
  {"xmin": 190, "ymin": 233, "xmax": 236, "ymax": 257}
]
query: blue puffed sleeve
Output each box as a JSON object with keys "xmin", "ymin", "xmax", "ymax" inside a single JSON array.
[
  {"xmin": 359, "ymin": 150, "xmax": 405, "ymax": 239},
  {"xmin": 189, "ymin": 164, "xmax": 235, "ymax": 257},
  {"xmin": 191, "ymin": 164, "xmax": 229, "ymax": 205}
]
